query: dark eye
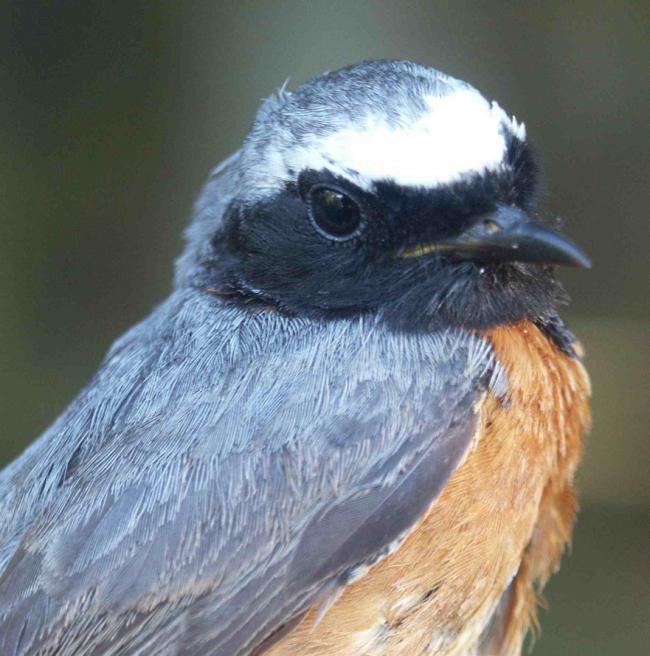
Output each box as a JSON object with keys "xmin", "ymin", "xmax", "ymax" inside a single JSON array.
[{"xmin": 308, "ymin": 185, "xmax": 364, "ymax": 241}]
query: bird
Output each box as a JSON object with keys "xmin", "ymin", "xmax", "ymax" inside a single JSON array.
[{"xmin": 0, "ymin": 59, "xmax": 591, "ymax": 656}]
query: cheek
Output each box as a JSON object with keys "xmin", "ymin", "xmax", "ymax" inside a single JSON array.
[
  {"xmin": 237, "ymin": 195, "xmax": 394, "ymax": 309},
  {"xmin": 241, "ymin": 200, "xmax": 311, "ymax": 269},
  {"xmin": 242, "ymin": 218, "xmax": 356, "ymax": 297}
]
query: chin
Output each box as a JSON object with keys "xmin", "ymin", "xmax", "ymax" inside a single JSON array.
[{"xmin": 381, "ymin": 261, "xmax": 568, "ymax": 332}]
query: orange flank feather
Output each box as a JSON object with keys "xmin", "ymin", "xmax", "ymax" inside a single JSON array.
[{"xmin": 266, "ymin": 321, "xmax": 591, "ymax": 656}]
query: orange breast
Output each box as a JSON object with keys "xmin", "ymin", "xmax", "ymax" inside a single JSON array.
[{"xmin": 267, "ymin": 321, "xmax": 591, "ymax": 656}]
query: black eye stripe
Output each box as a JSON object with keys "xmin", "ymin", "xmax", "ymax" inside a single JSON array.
[{"xmin": 308, "ymin": 184, "xmax": 364, "ymax": 242}]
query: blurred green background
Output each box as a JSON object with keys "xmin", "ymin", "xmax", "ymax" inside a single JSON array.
[{"xmin": 2, "ymin": 2, "xmax": 648, "ymax": 653}]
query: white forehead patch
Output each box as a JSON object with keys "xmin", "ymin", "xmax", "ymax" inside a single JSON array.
[{"xmin": 274, "ymin": 89, "xmax": 525, "ymax": 191}]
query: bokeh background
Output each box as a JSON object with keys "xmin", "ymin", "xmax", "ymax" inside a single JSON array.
[{"xmin": 2, "ymin": 2, "xmax": 648, "ymax": 653}]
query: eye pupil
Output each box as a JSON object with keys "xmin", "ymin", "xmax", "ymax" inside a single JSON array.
[{"xmin": 309, "ymin": 186, "xmax": 363, "ymax": 240}]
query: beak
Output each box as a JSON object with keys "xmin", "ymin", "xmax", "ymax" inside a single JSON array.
[{"xmin": 398, "ymin": 205, "xmax": 591, "ymax": 268}]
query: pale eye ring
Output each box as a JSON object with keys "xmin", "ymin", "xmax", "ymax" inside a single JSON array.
[{"xmin": 308, "ymin": 185, "xmax": 364, "ymax": 241}]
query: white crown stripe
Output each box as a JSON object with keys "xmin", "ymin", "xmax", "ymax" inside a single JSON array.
[{"xmin": 262, "ymin": 89, "xmax": 525, "ymax": 192}]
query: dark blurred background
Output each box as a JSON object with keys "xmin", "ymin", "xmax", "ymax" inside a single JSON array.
[{"xmin": 2, "ymin": 2, "xmax": 648, "ymax": 653}]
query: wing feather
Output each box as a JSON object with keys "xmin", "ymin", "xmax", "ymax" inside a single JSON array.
[{"xmin": 0, "ymin": 157, "xmax": 502, "ymax": 656}]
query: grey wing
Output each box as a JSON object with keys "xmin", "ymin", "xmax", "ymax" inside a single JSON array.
[
  {"xmin": 0, "ymin": 152, "xmax": 504, "ymax": 656},
  {"xmin": 0, "ymin": 150, "xmax": 242, "ymax": 568},
  {"xmin": 0, "ymin": 311, "xmax": 501, "ymax": 656}
]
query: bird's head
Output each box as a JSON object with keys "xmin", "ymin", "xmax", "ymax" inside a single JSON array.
[{"xmin": 201, "ymin": 60, "xmax": 589, "ymax": 330}]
